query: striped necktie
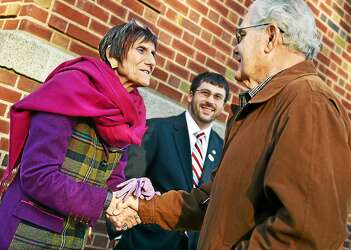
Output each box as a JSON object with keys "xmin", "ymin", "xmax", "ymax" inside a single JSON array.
[{"xmin": 191, "ymin": 131, "xmax": 205, "ymax": 187}]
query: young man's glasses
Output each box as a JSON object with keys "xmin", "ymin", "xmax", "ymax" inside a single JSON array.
[
  {"xmin": 234, "ymin": 23, "xmax": 284, "ymax": 45},
  {"xmin": 194, "ymin": 89, "xmax": 225, "ymax": 102}
]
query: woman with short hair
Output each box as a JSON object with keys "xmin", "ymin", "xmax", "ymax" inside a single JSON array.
[{"xmin": 0, "ymin": 19, "xmax": 157, "ymax": 249}]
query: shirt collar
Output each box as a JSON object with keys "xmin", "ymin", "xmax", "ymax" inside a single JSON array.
[
  {"xmin": 239, "ymin": 74, "xmax": 275, "ymax": 107},
  {"xmin": 185, "ymin": 110, "xmax": 212, "ymax": 140}
]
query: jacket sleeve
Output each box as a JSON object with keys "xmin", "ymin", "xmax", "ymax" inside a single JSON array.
[
  {"xmin": 106, "ymin": 150, "xmax": 128, "ymax": 191},
  {"xmin": 19, "ymin": 112, "xmax": 107, "ymax": 226},
  {"xmin": 246, "ymin": 91, "xmax": 351, "ymax": 249},
  {"xmin": 139, "ymin": 182, "xmax": 212, "ymax": 231}
]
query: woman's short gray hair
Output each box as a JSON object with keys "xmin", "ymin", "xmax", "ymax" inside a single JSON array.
[
  {"xmin": 249, "ymin": 0, "xmax": 320, "ymax": 59},
  {"xmin": 99, "ymin": 19, "xmax": 157, "ymax": 66}
]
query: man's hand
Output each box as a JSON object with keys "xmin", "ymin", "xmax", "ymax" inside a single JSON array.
[
  {"xmin": 108, "ymin": 206, "xmax": 141, "ymax": 230},
  {"xmin": 119, "ymin": 195, "xmax": 139, "ymax": 211},
  {"xmin": 106, "ymin": 194, "xmax": 140, "ymax": 231}
]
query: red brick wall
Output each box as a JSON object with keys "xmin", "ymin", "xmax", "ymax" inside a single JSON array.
[
  {"xmin": 0, "ymin": 0, "xmax": 350, "ymax": 249},
  {"xmin": 0, "ymin": 68, "xmax": 41, "ymax": 167}
]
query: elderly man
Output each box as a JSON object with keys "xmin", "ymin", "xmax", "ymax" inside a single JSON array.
[{"xmin": 110, "ymin": 0, "xmax": 351, "ymax": 249}]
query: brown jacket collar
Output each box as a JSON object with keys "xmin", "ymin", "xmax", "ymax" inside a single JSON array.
[{"xmin": 231, "ymin": 60, "xmax": 318, "ymax": 112}]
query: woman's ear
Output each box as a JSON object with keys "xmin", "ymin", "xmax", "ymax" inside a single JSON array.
[{"xmin": 106, "ymin": 46, "xmax": 118, "ymax": 69}]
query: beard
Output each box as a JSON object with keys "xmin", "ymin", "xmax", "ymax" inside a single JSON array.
[{"xmin": 190, "ymin": 100, "xmax": 217, "ymax": 125}]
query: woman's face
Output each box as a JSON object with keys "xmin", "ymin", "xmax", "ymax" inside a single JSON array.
[{"xmin": 116, "ymin": 38, "xmax": 156, "ymax": 88}]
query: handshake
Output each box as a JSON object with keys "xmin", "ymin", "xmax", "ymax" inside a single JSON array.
[{"xmin": 105, "ymin": 178, "xmax": 160, "ymax": 231}]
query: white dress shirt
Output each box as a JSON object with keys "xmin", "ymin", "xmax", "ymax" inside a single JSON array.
[{"xmin": 185, "ymin": 111, "xmax": 212, "ymax": 161}]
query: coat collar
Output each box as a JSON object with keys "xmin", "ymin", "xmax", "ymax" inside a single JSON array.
[
  {"xmin": 173, "ymin": 112, "xmax": 187, "ymax": 130},
  {"xmin": 231, "ymin": 60, "xmax": 318, "ymax": 114}
]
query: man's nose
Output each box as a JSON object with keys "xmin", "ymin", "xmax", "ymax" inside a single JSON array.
[{"xmin": 206, "ymin": 94, "xmax": 216, "ymax": 104}]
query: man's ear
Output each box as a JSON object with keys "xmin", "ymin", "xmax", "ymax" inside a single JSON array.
[
  {"xmin": 187, "ymin": 91, "xmax": 194, "ymax": 104},
  {"xmin": 264, "ymin": 25, "xmax": 279, "ymax": 53},
  {"xmin": 106, "ymin": 46, "xmax": 118, "ymax": 69}
]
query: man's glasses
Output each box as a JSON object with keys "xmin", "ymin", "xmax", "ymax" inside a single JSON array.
[
  {"xmin": 234, "ymin": 23, "xmax": 284, "ymax": 45},
  {"xmin": 194, "ymin": 89, "xmax": 225, "ymax": 102}
]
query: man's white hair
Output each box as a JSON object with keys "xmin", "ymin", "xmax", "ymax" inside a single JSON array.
[{"xmin": 249, "ymin": 0, "xmax": 320, "ymax": 59}]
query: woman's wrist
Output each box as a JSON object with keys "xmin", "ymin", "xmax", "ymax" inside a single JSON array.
[{"xmin": 104, "ymin": 190, "xmax": 113, "ymax": 210}]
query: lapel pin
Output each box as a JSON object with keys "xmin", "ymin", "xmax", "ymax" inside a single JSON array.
[{"xmin": 208, "ymin": 154, "xmax": 214, "ymax": 162}]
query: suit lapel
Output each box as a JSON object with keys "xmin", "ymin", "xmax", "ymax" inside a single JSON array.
[
  {"xmin": 200, "ymin": 130, "xmax": 221, "ymax": 185},
  {"xmin": 173, "ymin": 113, "xmax": 193, "ymax": 190}
]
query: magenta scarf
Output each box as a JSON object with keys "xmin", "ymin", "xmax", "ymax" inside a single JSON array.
[{"xmin": 0, "ymin": 56, "xmax": 146, "ymax": 190}]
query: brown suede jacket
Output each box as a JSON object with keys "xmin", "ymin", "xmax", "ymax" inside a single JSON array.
[{"xmin": 139, "ymin": 61, "xmax": 351, "ymax": 250}]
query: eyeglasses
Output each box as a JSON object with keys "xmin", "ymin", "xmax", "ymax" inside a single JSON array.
[
  {"xmin": 234, "ymin": 23, "xmax": 284, "ymax": 45},
  {"xmin": 194, "ymin": 89, "xmax": 225, "ymax": 102}
]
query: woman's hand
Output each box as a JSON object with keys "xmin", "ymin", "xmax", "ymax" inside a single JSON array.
[{"xmin": 106, "ymin": 194, "xmax": 140, "ymax": 231}]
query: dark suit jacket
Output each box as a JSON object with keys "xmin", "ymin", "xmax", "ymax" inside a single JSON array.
[{"xmin": 110, "ymin": 112, "xmax": 223, "ymax": 250}]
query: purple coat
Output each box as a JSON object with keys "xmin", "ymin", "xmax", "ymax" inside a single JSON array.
[{"xmin": 0, "ymin": 112, "xmax": 127, "ymax": 249}]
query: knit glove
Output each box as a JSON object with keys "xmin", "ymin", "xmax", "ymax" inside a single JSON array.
[{"xmin": 115, "ymin": 178, "xmax": 161, "ymax": 201}]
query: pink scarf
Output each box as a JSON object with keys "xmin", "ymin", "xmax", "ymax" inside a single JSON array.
[{"xmin": 0, "ymin": 56, "xmax": 146, "ymax": 191}]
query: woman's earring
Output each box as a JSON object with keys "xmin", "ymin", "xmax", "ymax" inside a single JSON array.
[
  {"xmin": 108, "ymin": 56, "xmax": 118, "ymax": 69},
  {"xmin": 110, "ymin": 61, "xmax": 118, "ymax": 69}
]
